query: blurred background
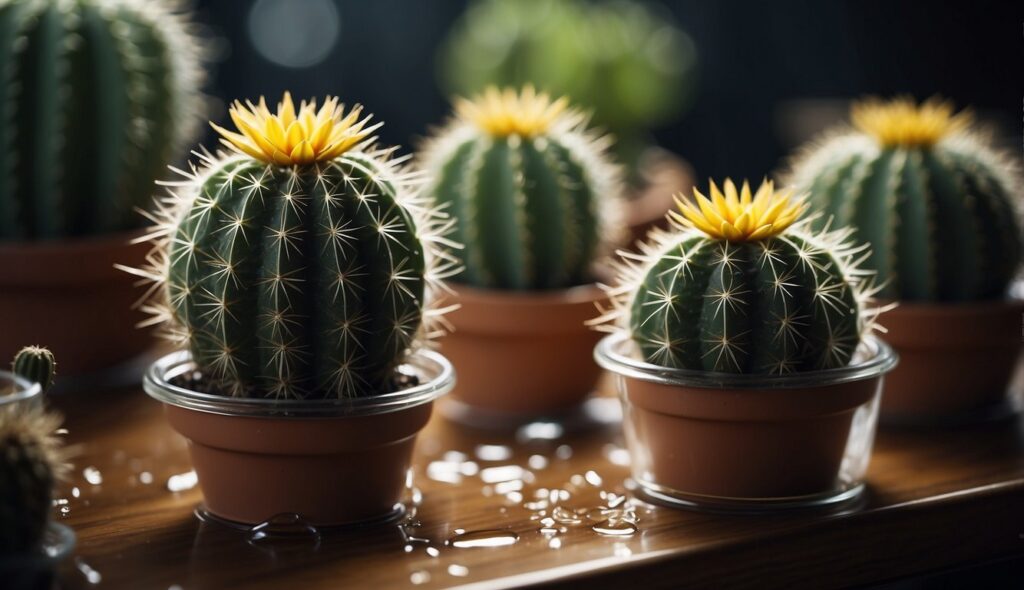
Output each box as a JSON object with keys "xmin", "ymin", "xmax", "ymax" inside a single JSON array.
[{"xmin": 195, "ymin": 0, "xmax": 1022, "ymax": 182}]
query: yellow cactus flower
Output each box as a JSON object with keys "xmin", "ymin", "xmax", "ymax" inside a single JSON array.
[
  {"xmin": 455, "ymin": 85, "xmax": 570, "ymax": 138},
  {"xmin": 211, "ymin": 92, "xmax": 379, "ymax": 166},
  {"xmin": 851, "ymin": 96, "xmax": 972, "ymax": 148},
  {"xmin": 672, "ymin": 179, "xmax": 808, "ymax": 242}
]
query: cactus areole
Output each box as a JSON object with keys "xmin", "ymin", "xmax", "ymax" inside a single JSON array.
[
  {"xmin": 600, "ymin": 179, "xmax": 879, "ymax": 374},
  {"xmin": 132, "ymin": 93, "xmax": 458, "ymax": 399},
  {"xmin": 419, "ymin": 86, "xmax": 622, "ymax": 291},
  {"xmin": 789, "ymin": 97, "xmax": 1023, "ymax": 302}
]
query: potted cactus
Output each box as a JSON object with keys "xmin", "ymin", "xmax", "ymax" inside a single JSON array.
[
  {"xmin": 132, "ymin": 92, "xmax": 458, "ymax": 526},
  {"xmin": 438, "ymin": 0, "xmax": 698, "ymax": 243},
  {"xmin": 0, "ymin": 0, "xmax": 207, "ymax": 375},
  {"xmin": 787, "ymin": 97, "xmax": 1023, "ymax": 422},
  {"xmin": 418, "ymin": 86, "xmax": 623, "ymax": 424},
  {"xmin": 1, "ymin": 347, "xmax": 74, "ymax": 590},
  {"xmin": 594, "ymin": 179, "xmax": 897, "ymax": 510}
]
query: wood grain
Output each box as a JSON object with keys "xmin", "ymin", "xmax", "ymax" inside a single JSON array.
[{"xmin": 49, "ymin": 382, "xmax": 1024, "ymax": 589}]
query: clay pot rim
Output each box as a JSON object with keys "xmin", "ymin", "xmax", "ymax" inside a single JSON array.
[
  {"xmin": 594, "ymin": 333, "xmax": 897, "ymax": 391},
  {"xmin": 451, "ymin": 281, "xmax": 605, "ymax": 307},
  {"xmin": 881, "ymin": 294, "xmax": 1024, "ymax": 317},
  {"xmin": 0, "ymin": 370, "xmax": 41, "ymax": 408},
  {"xmin": 143, "ymin": 349, "xmax": 454, "ymax": 419}
]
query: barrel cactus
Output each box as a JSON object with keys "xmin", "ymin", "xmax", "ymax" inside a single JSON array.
[
  {"xmin": 0, "ymin": 0, "xmax": 207, "ymax": 240},
  {"xmin": 601, "ymin": 179, "xmax": 877, "ymax": 374},
  {"xmin": 787, "ymin": 97, "xmax": 1022, "ymax": 302},
  {"xmin": 0, "ymin": 403, "xmax": 66, "ymax": 555},
  {"xmin": 419, "ymin": 85, "xmax": 622, "ymax": 290},
  {"xmin": 130, "ymin": 93, "xmax": 457, "ymax": 399},
  {"xmin": 12, "ymin": 346, "xmax": 56, "ymax": 393}
]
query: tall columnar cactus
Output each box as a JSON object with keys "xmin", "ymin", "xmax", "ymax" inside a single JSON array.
[
  {"xmin": 600, "ymin": 179, "xmax": 877, "ymax": 374},
  {"xmin": 12, "ymin": 346, "xmax": 56, "ymax": 393},
  {"xmin": 129, "ymin": 93, "xmax": 457, "ymax": 399},
  {"xmin": 787, "ymin": 97, "xmax": 1022, "ymax": 302},
  {"xmin": 0, "ymin": 403, "xmax": 66, "ymax": 555},
  {"xmin": 0, "ymin": 0, "xmax": 207, "ymax": 240},
  {"xmin": 419, "ymin": 86, "xmax": 621, "ymax": 290}
]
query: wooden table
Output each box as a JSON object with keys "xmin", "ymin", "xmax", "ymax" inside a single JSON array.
[{"xmin": 50, "ymin": 380, "xmax": 1024, "ymax": 589}]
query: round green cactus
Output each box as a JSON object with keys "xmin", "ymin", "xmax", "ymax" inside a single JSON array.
[
  {"xmin": 134, "ymin": 94, "xmax": 457, "ymax": 398},
  {"xmin": 0, "ymin": 0, "xmax": 207, "ymax": 240},
  {"xmin": 0, "ymin": 404, "xmax": 65, "ymax": 554},
  {"xmin": 12, "ymin": 346, "xmax": 56, "ymax": 393},
  {"xmin": 419, "ymin": 86, "xmax": 621, "ymax": 290},
  {"xmin": 603, "ymin": 179, "xmax": 877, "ymax": 374},
  {"xmin": 788, "ymin": 97, "xmax": 1022, "ymax": 302}
]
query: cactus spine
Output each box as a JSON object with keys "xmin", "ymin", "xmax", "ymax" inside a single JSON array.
[
  {"xmin": 12, "ymin": 346, "xmax": 56, "ymax": 393},
  {"xmin": 420, "ymin": 86, "xmax": 621, "ymax": 290},
  {"xmin": 788, "ymin": 97, "xmax": 1022, "ymax": 302},
  {"xmin": 0, "ymin": 368, "xmax": 66, "ymax": 555},
  {"xmin": 131, "ymin": 93, "xmax": 457, "ymax": 399},
  {"xmin": 600, "ymin": 179, "xmax": 877, "ymax": 374},
  {"xmin": 0, "ymin": 0, "xmax": 206, "ymax": 240}
]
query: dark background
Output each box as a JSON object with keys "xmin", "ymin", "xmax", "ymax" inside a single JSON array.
[{"xmin": 193, "ymin": 0, "xmax": 1023, "ymax": 181}]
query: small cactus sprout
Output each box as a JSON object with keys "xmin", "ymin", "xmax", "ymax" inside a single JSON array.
[
  {"xmin": 599, "ymin": 179, "xmax": 879, "ymax": 374},
  {"xmin": 0, "ymin": 0, "xmax": 208, "ymax": 240},
  {"xmin": 126, "ymin": 93, "xmax": 458, "ymax": 399},
  {"xmin": 787, "ymin": 97, "xmax": 1023, "ymax": 302},
  {"xmin": 0, "ymin": 404, "xmax": 67, "ymax": 555},
  {"xmin": 419, "ymin": 85, "xmax": 622, "ymax": 290},
  {"xmin": 12, "ymin": 346, "xmax": 56, "ymax": 394}
]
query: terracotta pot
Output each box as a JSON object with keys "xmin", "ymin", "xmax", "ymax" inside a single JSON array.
[
  {"xmin": 879, "ymin": 298, "xmax": 1024, "ymax": 421},
  {"xmin": 0, "ymin": 231, "xmax": 152, "ymax": 375},
  {"xmin": 625, "ymin": 148, "xmax": 694, "ymax": 247},
  {"xmin": 439, "ymin": 283, "xmax": 606, "ymax": 424},
  {"xmin": 144, "ymin": 350, "xmax": 454, "ymax": 526},
  {"xmin": 595, "ymin": 333, "xmax": 898, "ymax": 511}
]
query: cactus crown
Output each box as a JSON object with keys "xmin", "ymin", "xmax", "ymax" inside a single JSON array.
[
  {"xmin": 673, "ymin": 179, "xmax": 808, "ymax": 242},
  {"xmin": 12, "ymin": 346, "xmax": 56, "ymax": 394},
  {"xmin": 124, "ymin": 93, "xmax": 460, "ymax": 398},
  {"xmin": 851, "ymin": 97, "xmax": 971, "ymax": 148},
  {"xmin": 212, "ymin": 92, "xmax": 380, "ymax": 166},
  {"xmin": 596, "ymin": 178, "xmax": 880, "ymax": 374},
  {"xmin": 455, "ymin": 85, "xmax": 571, "ymax": 139}
]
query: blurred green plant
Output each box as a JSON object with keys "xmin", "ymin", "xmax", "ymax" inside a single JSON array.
[{"xmin": 438, "ymin": 0, "xmax": 697, "ymax": 175}]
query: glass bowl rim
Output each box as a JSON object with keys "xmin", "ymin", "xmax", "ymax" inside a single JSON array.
[
  {"xmin": 143, "ymin": 349, "xmax": 455, "ymax": 418},
  {"xmin": 594, "ymin": 332, "xmax": 898, "ymax": 389},
  {"xmin": 0, "ymin": 370, "xmax": 41, "ymax": 408}
]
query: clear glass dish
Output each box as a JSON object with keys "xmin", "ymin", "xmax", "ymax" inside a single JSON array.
[
  {"xmin": 144, "ymin": 349, "xmax": 455, "ymax": 418},
  {"xmin": 595, "ymin": 333, "xmax": 898, "ymax": 512},
  {"xmin": 0, "ymin": 369, "xmax": 42, "ymax": 409},
  {"xmin": 0, "ymin": 522, "xmax": 77, "ymax": 590}
]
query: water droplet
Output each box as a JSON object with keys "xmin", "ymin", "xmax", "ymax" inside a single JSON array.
[
  {"xmin": 555, "ymin": 445, "xmax": 573, "ymax": 460},
  {"xmin": 475, "ymin": 444, "xmax": 513, "ymax": 462},
  {"xmin": 504, "ymin": 491, "xmax": 523, "ymax": 504},
  {"xmin": 83, "ymin": 466, "xmax": 103, "ymax": 485},
  {"xmin": 516, "ymin": 421, "xmax": 564, "ymax": 442},
  {"xmin": 603, "ymin": 444, "xmax": 632, "ymax": 466},
  {"xmin": 59, "ymin": 505, "xmax": 70, "ymax": 516},
  {"xmin": 443, "ymin": 450, "xmax": 468, "ymax": 462},
  {"xmin": 447, "ymin": 564, "xmax": 469, "ymax": 577},
  {"xmin": 71, "ymin": 487, "xmax": 80, "ymax": 498},
  {"xmin": 582, "ymin": 397, "xmax": 623, "ymax": 424},
  {"xmin": 426, "ymin": 460, "xmax": 463, "ymax": 484},
  {"xmin": 551, "ymin": 506, "xmax": 582, "ymax": 525},
  {"xmin": 52, "ymin": 498, "xmax": 68, "ymax": 506},
  {"xmin": 75, "ymin": 558, "xmax": 102, "ymax": 584},
  {"xmin": 549, "ymin": 537, "xmax": 562, "ymax": 549},
  {"xmin": 410, "ymin": 570, "xmax": 431, "ymax": 585},
  {"xmin": 592, "ymin": 520, "xmax": 638, "ymax": 537},
  {"xmin": 528, "ymin": 454, "xmax": 549, "ymax": 470},
  {"xmin": 523, "ymin": 499, "xmax": 549, "ymax": 511},
  {"xmin": 448, "ymin": 529, "xmax": 519, "ymax": 548},
  {"xmin": 585, "ymin": 470, "xmax": 603, "ymax": 486},
  {"xmin": 460, "ymin": 461, "xmax": 479, "ymax": 476},
  {"xmin": 139, "ymin": 471, "xmax": 154, "ymax": 485},
  {"xmin": 426, "ymin": 546, "xmax": 440, "ymax": 557},
  {"xmin": 608, "ymin": 494, "xmax": 626, "ymax": 508},
  {"xmin": 494, "ymin": 479, "xmax": 523, "ymax": 494},
  {"xmin": 539, "ymin": 527, "xmax": 559, "ymax": 536},
  {"xmin": 480, "ymin": 465, "xmax": 528, "ymax": 484},
  {"xmin": 247, "ymin": 513, "xmax": 321, "ymax": 546},
  {"xmin": 167, "ymin": 470, "xmax": 198, "ymax": 492}
]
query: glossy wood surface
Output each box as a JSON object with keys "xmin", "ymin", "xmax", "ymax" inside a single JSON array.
[{"xmin": 50, "ymin": 377, "xmax": 1024, "ymax": 589}]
